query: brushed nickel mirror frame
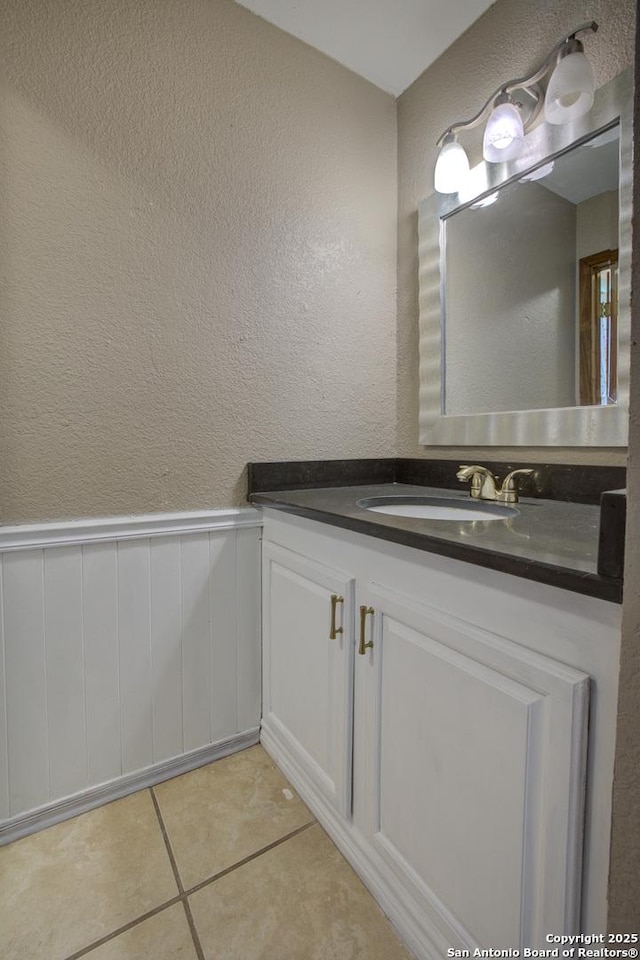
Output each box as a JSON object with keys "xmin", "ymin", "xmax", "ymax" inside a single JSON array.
[{"xmin": 418, "ymin": 68, "xmax": 632, "ymax": 447}]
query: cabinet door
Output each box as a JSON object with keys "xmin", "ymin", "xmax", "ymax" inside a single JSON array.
[
  {"xmin": 356, "ymin": 583, "xmax": 589, "ymax": 949},
  {"xmin": 262, "ymin": 542, "xmax": 355, "ymax": 817}
]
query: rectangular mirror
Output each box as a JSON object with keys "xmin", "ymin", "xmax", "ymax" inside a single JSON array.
[
  {"xmin": 443, "ymin": 123, "xmax": 619, "ymax": 415},
  {"xmin": 418, "ymin": 68, "xmax": 632, "ymax": 446}
]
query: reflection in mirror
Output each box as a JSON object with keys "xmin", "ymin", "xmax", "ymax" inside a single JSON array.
[
  {"xmin": 579, "ymin": 246, "xmax": 617, "ymax": 405},
  {"xmin": 442, "ymin": 123, "xmax": 619, "ymax": 416}
]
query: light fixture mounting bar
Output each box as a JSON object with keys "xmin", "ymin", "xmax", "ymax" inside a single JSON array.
[{"xmin": 435, "ymin": 21, "xmax": 598, "ymax": 147}]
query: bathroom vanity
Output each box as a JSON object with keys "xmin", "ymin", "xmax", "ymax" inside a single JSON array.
[
  {"xmin": 245, "ymin": 62, "xmax": 633, "ymax": 959},
  {"xmin": 249, "ymin": 462, "xmax": 623, "ymax": 957}
]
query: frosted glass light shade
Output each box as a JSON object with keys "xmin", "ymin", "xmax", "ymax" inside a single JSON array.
[
  {"xmin": 434, "ymin": 139, "xmax": 470, "ymax": 193},
  {"xmin": 519, "ymin": 160, "xmax": 555, "ymax": 182},
  {"xmin": 483, "ymin": 102, "xmax": 524, "ymax": 163},
  {"xmin": 544, "ymin": 51, "xmax": 595, "ymax": 124},
  {"xmin": 471, "ymin": 191, "xmax": 499, "ymax": 209}
]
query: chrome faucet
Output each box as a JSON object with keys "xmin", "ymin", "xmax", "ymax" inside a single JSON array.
[
  {"xmin": 456, "ymin": 465, "xmax": 534, "ymax": 504},
  {"xmin": 456, "ymin": 465, "xmax": 498, "ymax": 501}
]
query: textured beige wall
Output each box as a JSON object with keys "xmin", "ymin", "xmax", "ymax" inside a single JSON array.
[
  {"xmin": 397, "ymin": 0, "xmax": 636, "ymax": 465},
  {"xmin": 608, "ymin": 9, "xmax": 640, "ymax": 929},
  {"xmin": 576, "ymin": 190, "xmax": 619, "ymax": 260},
  {"xmin": 0, "ymin": 0, "xmax": 397, "ymax": 523}
]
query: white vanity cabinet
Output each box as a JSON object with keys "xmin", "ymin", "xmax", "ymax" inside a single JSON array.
[
  {"xmin": 356, "ymin": 583, "xmax": 588, "ymax": 949},
  {"xmin": 262, "ymin": 541, "xmax": 355, "ymax": 817},
  {"xmin": 260, "ymin": 510, "xmax": 622, "ymax": 959}
]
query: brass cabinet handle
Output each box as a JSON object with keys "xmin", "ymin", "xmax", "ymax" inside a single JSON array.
[
  {"xmin": 359, "ymin": 605, "xmax": 375, "ymax": 655},
  {"xmin": 329, "ymin": 594, "xmax": 344, "ymax": 639}
]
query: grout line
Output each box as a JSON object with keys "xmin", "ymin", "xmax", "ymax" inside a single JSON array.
[
  {"xmin": 181, "ymin": 898, "xmax": 206, "ymax": 960},
  {"xmin": 150, "ymin": 786, "xmax": 207, "ymax": 960},
  {"xmin": 150, "ymin": 787, "xmax": 313, "ymax": 957},
  {"xmin": 63, "ymin": 896, "xmax": 183, "ymax": 960},
  {"xmin": 61, "ymin": 802, "xmax": 315, "ymax": 960},
  {"xmin": 184, "ymin": 819, "xmax": 316, "ymax": 897},
  {"xmin": 150, "ymin": 787, "xmax": 184, "ymax": 894}
]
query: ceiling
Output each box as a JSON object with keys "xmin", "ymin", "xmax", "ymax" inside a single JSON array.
[
  {"xmin": 541, "ymin": 130, "xmax": 620, "ymax": 205},
  {"xmin": 235, "ymin": 0, "xmax": 497, "ymax": 97}
]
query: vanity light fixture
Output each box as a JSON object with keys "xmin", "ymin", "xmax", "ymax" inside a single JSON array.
[
  {"xmin": 433, "ymin": 132, "xmax": 470, "ymax": 193},
  {"xmin": 544, "ymin": 37, "xmax": 595, "ymax": 124},
  {"xmin": 482, "ymin": 94, "xmax": 525, "ymax": 162},
  {"xmin": 434, "ymin": 21, "xmax": 598, "ymax": 193}
]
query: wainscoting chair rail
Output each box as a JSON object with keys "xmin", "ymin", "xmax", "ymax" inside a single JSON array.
[{"xmin": 0, "ymin": 507, "xmax": 263, "ymax": 552}]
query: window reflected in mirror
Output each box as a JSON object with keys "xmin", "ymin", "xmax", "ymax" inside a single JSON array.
[{"xmin": 579, "ymin": 249, "xmax": 618, "ymax": 405}]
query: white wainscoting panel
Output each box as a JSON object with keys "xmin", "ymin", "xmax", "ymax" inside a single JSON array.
[
  {"xmin": 0, "ymin": 569, "xmax": 8, "ymax": 820},
  {"xmin": 0, "ymin": 509, "xmax": 262, "ymax": 834}
]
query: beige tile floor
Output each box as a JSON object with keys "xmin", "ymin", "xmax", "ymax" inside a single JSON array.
[{"xmin": 0, "ymin": 745, "xmax": 412, "ymax": 960}]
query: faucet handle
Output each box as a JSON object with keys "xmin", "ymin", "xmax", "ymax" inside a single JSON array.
[{"xmin": 497, "ymin": 468, "xmax": 534, "ymax": 504}]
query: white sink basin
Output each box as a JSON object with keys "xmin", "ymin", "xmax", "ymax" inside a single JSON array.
[{"xmin": 357, "ymin": 497, "xmax": 518, "ymax": 522}]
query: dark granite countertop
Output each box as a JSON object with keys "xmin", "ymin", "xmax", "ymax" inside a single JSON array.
[{"xmin": 249, "ymin": 482, "xmax": 622, "ymax": 603}]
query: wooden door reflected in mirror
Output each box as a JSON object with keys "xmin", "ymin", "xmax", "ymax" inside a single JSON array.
[{"xmin": 579, "ymin": 249, "xmax": 618, "ymax": 405}]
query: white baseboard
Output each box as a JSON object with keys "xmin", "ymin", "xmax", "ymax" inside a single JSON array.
[
  {"xmin": 0, "ymin": 728, "xmax": 259, "ymax": 846},
  {"xmin": 260, "ymin": 719, "xmax": 449, "ymax": 960}
]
